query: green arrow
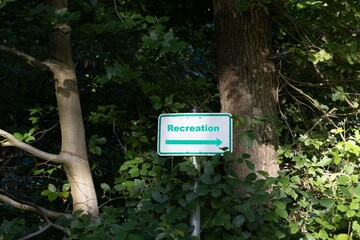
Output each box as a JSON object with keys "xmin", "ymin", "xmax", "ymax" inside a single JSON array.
[{"xmin": 165, "ymin": 138, "xmax": 222, "ymax": 146}]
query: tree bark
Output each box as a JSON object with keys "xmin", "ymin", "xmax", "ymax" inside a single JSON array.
[
  {"xmin": 213, "ymin": 1, "xmax": 279, "ymax": 181},
  {"xmin": 45, "ymin": 0, "xmax": 98, "ymax": 215}
]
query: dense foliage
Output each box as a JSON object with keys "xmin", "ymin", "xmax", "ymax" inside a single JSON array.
[{"xmin": 1, "ymin": 0, "xmax": 360, "ymax": 239}]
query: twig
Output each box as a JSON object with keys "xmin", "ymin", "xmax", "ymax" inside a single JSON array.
[
  {"xmin": 302, "ymin": 107, "xmax": 337, "ymax": 137},
  {"xmin": 33, "ymin": 122, "xmax": 60, "ymax": 142},
  {"xmin": 113, "ymin": 0, "xmax": 124, "ymax": 23},
  {"xmin": 113, "ymin": 123, "xmax": 127, "ymax": 151}
]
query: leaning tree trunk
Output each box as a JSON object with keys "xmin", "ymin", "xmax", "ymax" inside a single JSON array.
[
  {"xmin": 0, "ymin": 1, "xmax": 98, "ymax": 216},
  {"xmin": 46, "ymin": 0, "xmax": 99, "ymax": 215},
  {"xmin": 213, "ymin": 1, "xmax": 279, "ymax": 181}
]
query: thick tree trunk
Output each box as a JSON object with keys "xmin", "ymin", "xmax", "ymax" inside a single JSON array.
[
  {"xmin": 47, "ymin": 0, "xmax": 98, "ymax": 215},
  {"xmin": 213, "ymin": 1, "xmax": 279, "ymax": 180}
]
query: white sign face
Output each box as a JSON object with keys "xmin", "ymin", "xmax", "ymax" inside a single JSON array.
[{"xmin": 157, "ymin": 113, "xmax": 232, "ymax": 156}]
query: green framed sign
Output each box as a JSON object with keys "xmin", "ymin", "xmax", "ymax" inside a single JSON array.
[{"xmin": 157, "ymin": 113, "xmax": 232, "ymax": 156}]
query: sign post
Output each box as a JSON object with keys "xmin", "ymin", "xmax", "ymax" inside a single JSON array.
[{"xmin": 157, "ymin": 112, "xmax": 232, "ymax": 238}]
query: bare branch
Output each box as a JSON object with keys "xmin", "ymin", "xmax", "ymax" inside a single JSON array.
[
  {"xmin": 0, "ymin": 189, "xmax": 70, "ymax": 239},
  {"xmin": 0, "ymin": 44, "xmax": 52, "ymax": 72},
  {"xmin": 0, "ymin": 191, "xmax": 71, "ymax": 219},
  {"xmin": 0, "ymin": 129, "xmax": 63, "ymax": 163}
]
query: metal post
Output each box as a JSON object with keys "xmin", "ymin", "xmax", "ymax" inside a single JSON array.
[{"xmin": 190, "ymin": 108, "xmax": 201, "ymax": 238}]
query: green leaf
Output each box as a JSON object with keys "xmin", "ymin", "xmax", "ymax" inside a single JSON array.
[
  {"xmin": 319, "ymin": 156, "xmax": 332, "ymax": 166},
  {"xmin": 354, "ymin": 185, "xmax": 360, "ymax": 197},
  {"xmin": 318, "ymin": 229, "xmax": 328, "ymax": 239},
  {"xmin": 213, "ymin": 174, "xmax": 222, "ymax": 183},
  {"xmin": 33, "ymin": 169, "xmax": 44, "ymax": 175},
  {"xmin": 145, "ymin": 16, "xmax": 156, "ymax": 24},
  {"xmin": 245, "ymin": 172, "xmax": 257, "ymax": 181},
  {"xmin": 258, "ymin": 170, "xmax": 269, "ymax": 177},
  {"xmin": 197, "ymin": 185, "xmax": 209, "ymax": 196},
  {"xmin": 335, "ymin": 234, "xmax": 352, "ymax": 240},
  {"xmin": 62, "ymin": 183, "xmax": 70, "ymax": 192},
  {"xmin": 129, "ymin": 168, "xmax": 140, "ymax": 177},
  {"xmin": 154, "ymin": 101, "xmax": 163, "ymax": 110},
  {"xmin": 13, "ymin": 132, "xmax": 23, "ymax": 140},
  {"xmin": 48, "ymin": 184, "xmax": 56, "ymax": 193},
  {"xmin": 289, "ymin": 222, "xmax": 299, "ymax": 234},
  {"xmin": 350, "ymin": 201, "xmax": 359, "ymax": 210},
  {"xmin": 200, "ymin": 174, "xmax": 213, "ymax": 185},
  {"xmin": 233, "ymin": 215, "xmax": 245, "ymax": 227},
  {"xmin": 178, "ymin": 199, "xmax": 187, "ymax": 207},
  {"xmin": 337, "ymin": 204, "xmax": 348, "ymax": 212},
  {"xmin": 275, "ymin": 207, "xmax": 288, "ymax": 219},
  {"xmin": 320, "ymin": 198, "xmax": 335, "ymax": 208},
  {"xmin": 212, "ymin": 210, "xmax": 232, "ymax": 229},
  {"xmin": 340, "ymin": 186, "xmax": 352, "ymax": 198},
  {"xmin": 155, "ymin": 232, "xmax": 167, "ymax": 240},
  {"xmin": 273, "ymin": 200, "xmax": 286, "ymax": 209},
  {"xmin": 41, "ymin": 189, "xmax": 52, "ymax": 196},
  {"xmin": 152, "ymin": 191, "xmax": 168, "ymax": 203},
  {"xmin": 339, "ymin": 175, "xmax": 349, "ymax": 185},
  {"xmin": 346, "ymin": 209, "xmax": 356, "ymax": 218},
  {"xmin": 245, "ymin": 160, "xmax": 255, "ymax": 171},
  {"xmin": 211, "ymin": 187, "xmax": 221, "ymax": 197},
  {"xmin": 296, "ymin": 3, "xmax": 305, "ymax": 9},
  {"xmin": 59, "ymin": 191, "xmax": 69, "ymax": 198},
  {"xmin": 114, "ymin": 184, "xmax": 125, "ymax": 192},
  {"xmin": 100, "ymin": 183, "xmax": 111, "ymax": 192},
  {"xmin": 275, "ymin": 230, "xmax": 286, "ymax": 239},
  {"xmin": 352, "ymin": 221, "xmax": 360, "ymax": 234},
  {"xmin": 48, "ymin": 193, "xmax": 58, "ymax": 202}
]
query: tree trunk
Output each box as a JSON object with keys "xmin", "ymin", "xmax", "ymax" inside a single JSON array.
[
  {"xmin": 213, "ymin": 1, "xmax": 279, "ymax": 181},
  {"xmin": 46, "ymin": 0, "xmax": 98, "ymax": 215}
]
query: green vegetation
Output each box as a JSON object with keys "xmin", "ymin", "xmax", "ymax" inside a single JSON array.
[{"xmin": 1, "ymin": 0, "xmax": 360, "ymax": 239}]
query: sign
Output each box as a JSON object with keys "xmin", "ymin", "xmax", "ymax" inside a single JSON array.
[{"xmin": 157, "ymin": 113, "xmax": 232, "ymax": 156}]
